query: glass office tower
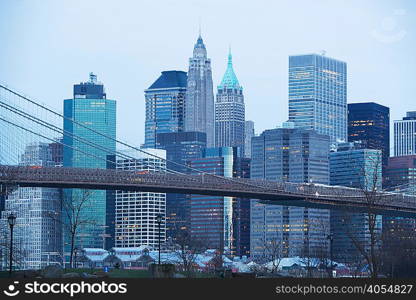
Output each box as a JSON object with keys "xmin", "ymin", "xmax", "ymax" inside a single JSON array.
[
  {"xmin": 348, "ymin": 102, "xmax": 390, "ymax": 167},
  {"xmin": 250, "ymin": 127, "xmax": 330, "ymax": 260},
  {"xmin": 63, "ymin": 73, "xmax": 116, "ymax": 249},
  {"xmin": 289, "ymin": 54, "xmax": 347, "ymax": 143},
  {"xmin": 329, "ymin": 141, "xmax": 382, "ymax": 264},
  {"xmin": 155, "ymin": 131, "xmax": 207, "ymax": 239},
  {"xmin": 144, "ymin": 71, "xmax": 187, "ymax": 148}
]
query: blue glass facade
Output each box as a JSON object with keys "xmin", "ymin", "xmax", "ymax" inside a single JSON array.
[
  {"xmin": 189, "ymin": 147, "xmax": 246, "ymax": 253},
  {"xmin": 250, "ymin": 127, "xmax": 330, "ymax": 260},
  {"xmin": 63, "ymin": 74, "xmax": 116, "ymax": 249},
  {"xmin": 289, "ymin": 54, "xmax": 347, "ymax": 143},
  {"xmin": 155, "ymin": 131, "xmax": 207, "ymax": 239},
  {"xmin": 348, "ymin": 102, "xmax": 390, "ymax": 167},
  {"xmin": 329, "ymin": 142, "xmax": 382, "ymax": 264},
  {"xmin": 144, "ymin": 71, "xmax": 187, "ymax": 148}
]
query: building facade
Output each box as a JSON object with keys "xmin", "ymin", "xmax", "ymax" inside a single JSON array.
[
  {"xmin": 394, "ymin": 112, "xmax": 416, "ymax": 157},
  {"xmin": 288, "ymin": 54, "xmax": 347, "ymax": 143},
  {"xmin": 348, "ymin": 102, "xmax": 390, "ymax": 167},
  {"xmin": 185, "ymin": 35, "xmax": 215, "ymax": 147},
  {"xmin": 250, "ymin": 127, "xmax": 330, "ymax": 260},
  {"xmin": 244, "ymin": 120, "xmax": 255, "ymax": 159},
  {"xmin": 115, "ymin": 149, "xmax": 166, "ymax": 248},
  {"xmin": 63, "ymin": 73, "xmax": 116, "ymax": 249},
  {"xmin": 0, "ymin": 142, "xmax": 62, "ymax": 270},
  {"xmin": 329, "ymin": 141, "xmax": 382, "ymax": 264},
  {"xmin": 215, "ymin": 51, "xmax": 245, "ymax": 153},
  {"xmin": 188, "ymin": 147, "xmax": 248, "ymax": 253},
  {"xmin": 144, "ymin": 71, "xmax": 187, "ymax": 148},
  {"xmin": 155, "ymin": 131, "xmax": 207, "ymax": 239}
]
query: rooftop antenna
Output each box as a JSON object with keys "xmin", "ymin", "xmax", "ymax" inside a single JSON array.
[
  {"xmin": 320, "ymin": 50, "xmax": 327, "ymax": 56},
  {"xmin": 198, "ymin": 17, "xmax": 202, "ymax": 37}
]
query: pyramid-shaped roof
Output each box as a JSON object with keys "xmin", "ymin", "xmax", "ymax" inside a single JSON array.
[{"xmin": 218, "ymin": 50, "xmax": 241, "ymax": 90}]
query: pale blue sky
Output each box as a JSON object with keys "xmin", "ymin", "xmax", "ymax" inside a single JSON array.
[{"xmin": 0, "ymin": 0, "xmax": 415, "ymax": 148}]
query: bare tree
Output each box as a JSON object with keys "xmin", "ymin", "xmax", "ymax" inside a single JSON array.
[
  {"xmin": 334, "ymin": 150, "xmax": 384, "ymax": 278},
  {"xmin": 171, "ymin": 228, "xmax": 206, "ymax": 277},
  {"xmin": 262, "ymin": 237, "xmax": 284, "ymax": 273},
  {"xmin": 49, "ymin": 189, "xmax": 95, "ymax": 268}
]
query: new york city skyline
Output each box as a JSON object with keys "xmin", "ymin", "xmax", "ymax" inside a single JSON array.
[{"xmin": 1, "ymin": 0, "xmax": 415, "ymax": 148}]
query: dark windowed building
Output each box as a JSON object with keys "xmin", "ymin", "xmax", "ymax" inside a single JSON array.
[{"xmin": 348, "ymin": 102, "xmax": 390, "ymax": 166}]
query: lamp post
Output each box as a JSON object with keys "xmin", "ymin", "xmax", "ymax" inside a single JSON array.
[
  {"xmin": 327, "ymin": 234, "xmax": 334, "ymax": 278},
  {"xmin": 74, "ymin": 247, "xmax": 78, "ymax": 269},
  {"xmin": 7, "ymin": 213, "xmax": 16, "ymax": 277},
  {"xmin": 156, "ymin": 214, "xmax": 163, "ymax": 265}
]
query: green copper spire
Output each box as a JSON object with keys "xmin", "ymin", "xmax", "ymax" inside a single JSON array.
[{"xmin": 218, "ymin": 49, "xmax": 241, "ymax": 90}]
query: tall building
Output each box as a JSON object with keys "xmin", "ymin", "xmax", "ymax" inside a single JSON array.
[
  {"xmin": 63, "ymin": 73, "xmax": 116, "ymax": 249},
  {"xmin": 385, "ymin": 155, "xmax": 416, "ymax": 192},
  {"xmin": 188, "ymin": 147, "xmax": 247, "ymax": 253},
  {"xmin": 329, "ymin": 141, "xmax": 382, "ymax": 264},
  {"xmin": 244, "ymin": 120, "xmax": 255, "ymax": 159},
  {"xmin": 215, "ymin": 50, "xmax": 245, "ymax": 153},
  {"xmin": 115, "ymin": 149, "xmax": 166, "ymax": 248},
  {"xmin": 144, "ymin": 71, "xmax": 187, "ymax": 148},
  {"xmin": 155, "ymin": 131, "xmax": 207, "ymax": 239},
  {"xmin": 250, "ymin": 127, "xmax": 330, "ymax": 260},
  {"xmin": 0, "ymin": 142, "xmax": 62, "ymax": 270},
  {"xmin": 288, "ymin": 54, "xmax": 347, "ymax": 143},
  {"xmin": 394, "ymin": 112, "xmax": 416, "ymax": 157},
  {"xmin": 348, "ymin": 102, "xmax": 390, "ymax": 167},
  {"xmin": 185, "ymin": 35, "xmax": 215, "ymax": 147}
]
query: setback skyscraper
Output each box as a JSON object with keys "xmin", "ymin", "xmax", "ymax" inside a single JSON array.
[
  {"xmin": 144, "ymin": 71, "xmax": 187, "ymax": 148},
  {"xmin": 288, "ymin": 54, "xmax": 347, "ymax": 143},
  {"xmin": 185, "ymin": 35, "xmax": 215, "ymax": 147},
  {"xmin": 215, "ymin": 50, "xmax": 245, "ymax": 152},
  {"xmin": 0, "ymin": 142, "xmax": 62, "ymax": 270},
  {"xmin": 63, "ymin": 73, "xmax": 116, "ymax": 249}
]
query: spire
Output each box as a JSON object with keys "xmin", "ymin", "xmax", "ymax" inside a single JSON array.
[{"xmin": 218, "ymin": 49, "xmax": 241, "ymax": 90}]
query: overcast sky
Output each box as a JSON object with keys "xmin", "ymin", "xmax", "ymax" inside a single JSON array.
[{"xmin": 0, "ymin": 0, "xmax": 415, "ymax": 149}]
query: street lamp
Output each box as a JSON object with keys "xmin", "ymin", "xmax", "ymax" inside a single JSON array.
[
  {"xmin": 156, "ymin": 214, "xmax": 163, "ymax": 265},
  {"xmin": 7, "ymin": 213, "xmax": 16, "ymax": 277},
  {"xmin": 327, "ymin": 234, "xmax": 334, "ymax": 278},
  {"xmin": 74, "ymin": 247, "xmax": 78, "ymax": 269}
]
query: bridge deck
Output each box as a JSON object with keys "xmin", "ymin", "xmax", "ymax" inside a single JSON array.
[{"xmin": 1, "ymin": 165, "xmax": 416, "ymax": 217}]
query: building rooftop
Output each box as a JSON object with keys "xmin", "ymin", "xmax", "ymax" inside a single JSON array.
[{"xmin": 147, "ymin": 71, "xmax": 187, "ymax": 90}]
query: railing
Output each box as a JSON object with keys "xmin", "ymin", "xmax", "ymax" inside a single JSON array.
[{"xmin": 1, "ymin": 165, "xmax": 416, "ymax": 214}]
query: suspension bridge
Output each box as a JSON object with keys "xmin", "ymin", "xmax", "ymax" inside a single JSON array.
[{"xmin": 1, "ymin": 83, "xmax": 416, "ymax": 217}]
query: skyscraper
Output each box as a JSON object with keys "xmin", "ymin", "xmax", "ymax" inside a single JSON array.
[
  {"xmin": 144, "ymin": 71, "xmax": 187, "ymax": 148},
  {"xmin": 188, "ymin": 147, "xmax": 247, "ymax": 252},
  {"xmin": 63, "ymin": 73, "xmax": 116, "ymax": 249},
  {"xmin": 155, "ymin": 131, "xmax": 206, "ymax": 239},
  {"xmin": 0, "ymin": 142, "xmax": 62, "ymax": 270},
  {"xmin": 244, "ymin": 120, "xmax": 255, "ymax": 159},
  {"xmin": 348, "ymin": 102, "xmax": 390, "ymax": 167},
  {"xmin": 215, "ymin": 50, "xmax": 245, "ymax": 152},
  {"xmin": 329, "ymin": 141, "xmax": 382, "ymax": 264},
  {"xmin": 115, "ymin": 149, "xmax": 166, "ymax": 248},
  {"xmin": 394, "ymin": 112, "xmax": 416, "ymax": 157},
  {"xmin": 185, "ymin": 35, "xmax": 215, "ymax": 147},
  {"xmin": 250, "ymin": 127, "xmax": 330, "ymax": 260},
  {"xmin": 288, "ymin": 54, "xmax": 347, "ymax": 143}
]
